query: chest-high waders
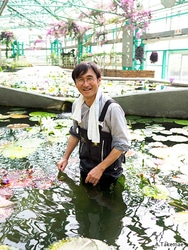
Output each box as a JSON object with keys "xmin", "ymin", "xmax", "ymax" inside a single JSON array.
[{"xmin": 74, "ymin": 99, "xmax": 125, "ymax": 187}]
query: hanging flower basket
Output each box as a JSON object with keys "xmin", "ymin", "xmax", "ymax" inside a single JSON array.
[
  {"xmin": 0, "ymin": 31, "xmax": 15, "ymax": 58},
  {"xmin": 135, "ymin": 45, "xmax": 144, "ymax": 64},
  {"xmin": 150, "ymin": 51, "xmax": 158, "ymax": 63},
  {"xmin": 0, "ymin": 31, "xmax": 15, "ymax": 44}
]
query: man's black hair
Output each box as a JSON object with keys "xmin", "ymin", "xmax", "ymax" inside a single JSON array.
[{"xmin": 72, "ymin": 61, "xmax": 101, "ymax": 83}]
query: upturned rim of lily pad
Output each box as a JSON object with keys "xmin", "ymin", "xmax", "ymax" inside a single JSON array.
[{"xmin": 7, "ymin": 123, "xmax": 30, "ymax": 129}]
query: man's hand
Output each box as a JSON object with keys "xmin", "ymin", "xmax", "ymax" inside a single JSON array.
[
  {"xmin": 57, "ymin": 158, "xmax": 68, "ymax": 172},
  {"xmin": 85, "ymin": 166, "xmax": 104, "ymax": 186}
]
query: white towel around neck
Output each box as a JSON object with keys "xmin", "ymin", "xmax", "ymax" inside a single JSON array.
[{"xmin": 72, "ymin": 89, "xmax": 101, "ymax": 143}]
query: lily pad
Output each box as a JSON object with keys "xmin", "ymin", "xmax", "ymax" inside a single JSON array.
[
  {"xmin": 166, "ymin": 135, "xmax": 188, "ymax": 142},
  {"xmin": 149, "ymin": 147, "xmax": 171, "ymax": 159},
  {"xmin": 0, "ymin": 245, "xmax": 19, "ymax": 250},
  {"xmin": 170, "ymin": 128, "xmax": 188, "ymax": 136},
  {"xmin": 142, "ymin": 184, "xmax": 169, "ymax": 200},
  {"xmin": 172, "ymin": 175, "xmax": 188, "ymax": 185},
  {"xmin": 160, "ymin": 130, "xmax": 172, "ymax": 135},
  {"xmin": 7, "ymin": 123, "xmax": 30, "ymax": 129},
  {"xmin": 0, "ymin": 197, "xmax": 14, "ymax": 208},
  {"xmin": 0, "ymin": 114, "xmax": 10, "ymax": 119},
  {"xmin": 9, "ymin": 114, "xmax": 29, "ymax": 119},
  {"xmin": 0, "ymin": 168, "xmax": 55, "ymax": 190},
  {"xmin": 29, "ymin": 111, "xmax": 57, "ymax": 119},
  {"xmin": 152, "ymin": 135, "xmax": 168, "ymax": 142},
  {"xmin": 173, "ymin": 211, "xmax": 188, "ymax": 224},
  {"xmin": 47, "ymin": 237, "xmax": 113, "ymax": 250},
  {"xmin": 175, "ymin": 120, "xmax": 188, "ymax": 126},
  {"xmin": 1, "ymin": 138, "xmax": 43, "ymax": 158}
]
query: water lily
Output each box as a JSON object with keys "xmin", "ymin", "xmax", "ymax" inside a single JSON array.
[{"xmin": 41, "ymin": 117, "xmax": 57, "ymax": 133}]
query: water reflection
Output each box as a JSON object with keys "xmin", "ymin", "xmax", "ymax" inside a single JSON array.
[
  {"xmin": 0, "ymin": 106, "xmax": 188, "ymax": 249},
  {"xmin": 57, "ymin": 171, "xmax": 127, "ymax": 247}
]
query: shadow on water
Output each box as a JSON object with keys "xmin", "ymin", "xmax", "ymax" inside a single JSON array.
[
  {"xmin": 0, "ymin": 171, "xmax": 127, "ymax": 249},
  {"xmin": 57, "ymin": 171, "xmax": 127, "ymax": 247}
]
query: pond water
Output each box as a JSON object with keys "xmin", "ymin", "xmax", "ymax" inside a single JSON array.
[{"xmin": 0, "ymin": 106, "xmax": 188, "ymax": 250}]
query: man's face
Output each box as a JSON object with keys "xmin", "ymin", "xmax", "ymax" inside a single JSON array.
[{"xmin": 75, "ymin": 68, "xmax": 101, "ymax": 105}]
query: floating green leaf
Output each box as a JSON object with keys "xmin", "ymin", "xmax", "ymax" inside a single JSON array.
[
  {"xmin": 142, "ymin": 184, "xmax": 169, "ymax": 200},
  {"xmin": 29, "ymin": 111, "xmax": 57, "ymax": 118},
  {"xmin": 1, "ymin": 138, "xmax": 43, "ymax": 158},
  {"xmin": 175, "ymin": 120, "xmax": 188, "ymax": 126}
]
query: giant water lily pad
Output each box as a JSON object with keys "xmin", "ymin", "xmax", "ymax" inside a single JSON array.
[
  {"xmin": 0, "ymin": 197, "xmax": 14, "ymax": 221},
  {"xmin": 0, "ymin": 114, "xmax": 10, "ymax": 120},
  {"xmin": 152, "ymin": 135, "xmax": 168, "ymax": 142},
  {"xmin": 170, "ymin": 128, "xmax": 188, "ymax": 136},
  {"xmin": 1, "ymin": 138, "xmax": 43, "ymax": 158},
  {"xmin": 172, "ymin": 175, "xmax": 188, "ymax": 185},
  {"xmin": 175, "ymin": 120, "xmax": 188, "ymax": 126},
  {"xmin": 0, "ymin": 245, "xmax": 19, "ymax": 250},
  {"xmin": 9, "ymin": 114, "xmax": 29, "ymax": 119},
  {"xmin": 0, "ymin": 197, "xmax": 14, "ymax": 208},
  {"xmin": 173, "ymin": 211, "xmax": 188, "ymax": 224},
  {"xmin": 142, "ymin": 184, "xmax": 169, "ymax": 200},
  {"xmin": 149, "ymin": 144, "xmax": 188, "ymax": 160},
  {"xmin": 166, "ymin": 135, "xmax": 188, "ymax": 142},
  {"xmin": 0, "ymin": 168, "xmax": 55, "ymax": 189},
  {"xmin": 29, "ymin": 111, "xmax": 57, "ymax": 121},
  {"xmin": 7, "ymin": 123, "xmax": 30, "ymax": 129},
  {"xmin": 47, "ymin": 237, "xmax": 113, "ymax": 250}
]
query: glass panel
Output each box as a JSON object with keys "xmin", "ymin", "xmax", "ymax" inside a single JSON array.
[
  {"xmin": 168, "ymin": 54, "xmax": 181, "ymax": 80},
  {"xmin": 181, "ymin": 55, "xmax": 188, "ymax": 81}
]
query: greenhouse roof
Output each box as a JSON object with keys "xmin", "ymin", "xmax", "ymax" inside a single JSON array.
[
  {"xmin": 0, "ymin": 0, "xmax": 105, "ymax": 30},
  {"xmin": 0, "ymin": 0, "xmax": 188, "ymax": 32}
]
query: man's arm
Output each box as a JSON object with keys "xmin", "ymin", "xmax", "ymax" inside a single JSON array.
[
  {"xmin": 85, "ymin": 148, "xmax": 123, "ymax": 186},
  {"xmin": 57, "ymin": 135, "xmax": 79, "ymax": 172}
]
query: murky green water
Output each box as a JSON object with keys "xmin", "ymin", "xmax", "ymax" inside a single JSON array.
[{"xmin": 0, "ymin": 106, "xmax": 188, "ymax": 250}]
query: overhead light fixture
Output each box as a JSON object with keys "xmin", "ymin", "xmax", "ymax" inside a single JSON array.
[{"xmin": 161, "ymin": 0, "xmax": 176, "ymax": 8}]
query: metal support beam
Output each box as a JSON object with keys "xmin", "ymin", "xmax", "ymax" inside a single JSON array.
[{"xmin": 0, "ymin": 0, "xmax": 9, "ymax": 15}]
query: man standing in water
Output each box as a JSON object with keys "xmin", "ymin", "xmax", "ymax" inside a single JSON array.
[{"xmin": 57, "ymin": 62, "xmax": 130, "ymax": 189}]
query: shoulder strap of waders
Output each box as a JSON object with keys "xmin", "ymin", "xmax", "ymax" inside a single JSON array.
[{"xmin": 99, "ymin": 99, "xmax": 117, "ymax": 122}]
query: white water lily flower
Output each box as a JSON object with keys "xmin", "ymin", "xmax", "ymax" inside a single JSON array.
[{"xmin": 41, "ymin": 117, "xmax": 56, "ymax": 132}]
